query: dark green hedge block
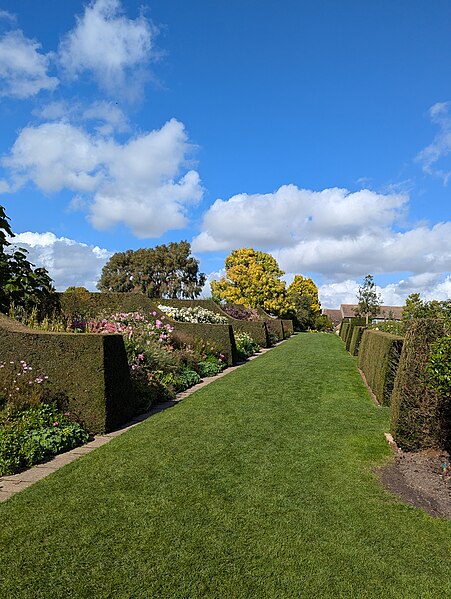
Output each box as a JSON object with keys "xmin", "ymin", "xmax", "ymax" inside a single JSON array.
[
  {"xmin": 340, "ymin": 321, "xmax": 350, "ymax": 342},
  {"xmin": 255, "ymin": 308, "xmax": 284, "ymax": 341},
  {"xmin": 281, "ymin": 319, "xmax": 294, "ymax": 338},
  {"xmin": 0, "ymin": 314, "xmax": 134, "ymax": 434},
  {"xmin": 169, "ymin": 322, "xmax": 238, "ymax": 365},
  {"xmin": 358, "ymin": 329, "xmax": 404, "ymax": 407},
  {"xmin": 349, "ymin": 325, "xmax": 366, "ymax": 356},
  {"xmin": 60, "ymin": 291, "xmax": 153, "ymax": 319},
  {"xmin": 156, "ymin": 298, "xmax": 271, "ymax": 348},
  {"xmin": 390, "ymin": 319, "xmax": 447, "ymax": 452}
]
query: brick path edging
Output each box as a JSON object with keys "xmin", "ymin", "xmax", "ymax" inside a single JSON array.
[{"xmin": 0, "ymin": 342, "xmax": 284, "ymax": 502}]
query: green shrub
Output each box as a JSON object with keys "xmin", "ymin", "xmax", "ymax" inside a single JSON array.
[
  {"xmin": 339, "ymin": 321, "xmax": 349, "ymax": 341},
  {"xmin": 358, "ymin": 330, "xmax": 404, "ymax": 406},
  {"xmin": 390, "ymin": 319, "xmax": 449, "ymax": 451},
  {"xmin": 370, "ymin": 320, "xmax": 407, "ymax": 336},
  {"xmin": 174, "ymin": 368, "xmax": 201, "ymax": 392},
  {"xmin": 197, "ymin": 360, "xmax": 224, "ymax": 378}
]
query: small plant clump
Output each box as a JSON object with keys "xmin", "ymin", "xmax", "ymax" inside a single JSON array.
[
  {"xmin": 234, "ymin": 331, "xmax": 260, "ymax": 361},
  {"xmin": 158, "ymin": 304, "xmax": 228, "ymax": 324}
]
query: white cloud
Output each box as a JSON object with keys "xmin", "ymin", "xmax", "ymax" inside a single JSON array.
[
  {"xmin": 10, "ymin": 232, "xmax": 112, "ymax": 291},
  {"xmin": 193, "ymin": 183, "xmax": 451, "ymax": 290},
  {"xmin": 59, "ymin": 0, "xmax": 156, "ymax": 99},
  {"xmin": 192, "ymin": 185, "xmax": 407, "ymax": 252},
  {"xmin": 2, "ymin": 118, "xmax": 203, "ymax": 237},
  {"xmin": 417, "ymin": 101, "xmax": 451, "ymax": 183},
  {"xmin": 318, "ymin": 274, "xmax": 451, "ymax": 309},
  {"xmin": 0, "ymin": 29, "xmax": 58, "ymax": 98}
]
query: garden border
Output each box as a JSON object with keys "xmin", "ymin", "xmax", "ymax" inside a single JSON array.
[{"xmin": 0, "ymin": 341, "xmax": 285, "ymax": 502}]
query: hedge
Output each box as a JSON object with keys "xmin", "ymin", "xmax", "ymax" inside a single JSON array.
[
  {"xmin": 358, "ymin": 329, "xmax": 404, "ymax": 407},
  {"xmin": 339, "ymin": 321, "xmax": 350, "ymax": 342},
  {"xmin": 255, "ymin": 308, "xmax": 285, "ymax": 341},
  {"xmin": 348, "ymin": 325, "xmax": 366, "ymax": 356},
  {"xmin": 0, "ymin": 314, "xmax": 134, "ymax": 434},
  {"xmin": 60, "ymin": 293, "xmax": 238, "ymax": 365},
  {"xmin": 157, "ymin": 299, "xmax": 271, "ymax": 348},
  {"xmin": 390, "ymin": 318, "xmax": 448, "ymax": 451}
]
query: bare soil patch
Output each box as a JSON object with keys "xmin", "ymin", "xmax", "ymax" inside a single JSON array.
[{"xmin": 378, "ymin": 449, "xmax": 451, "ymax": 519}]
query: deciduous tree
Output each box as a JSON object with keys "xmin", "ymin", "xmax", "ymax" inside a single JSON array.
[
  {"xmin": 210, "ymin": 248, "xmax": 293, "ymax": 316},
  {"xmin": 355, "ymin": 274, "xmax": 381, "ymax": 324},
  {"xmin": 97, "ymin": 241, "xmax": 206, "ymax": 299}
]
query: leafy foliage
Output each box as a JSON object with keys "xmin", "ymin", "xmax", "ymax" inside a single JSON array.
[
  {"xmin": 97, "ymin": 241, "xmax": 206, "ymax": 299},
  {"xmin": 355, "ymin": 274, "xmax": 381, "ymax": 323},
  {"xmin": 402, "ymin": 292, "xmax": 451, "ymax": 321},
  {"xmin": 0, "ymin": 205, "xmax": 57, "ymax": 315},
  {"xmin": 0, "ymin": 403, "xmax": 88, "ymax": 476},
  {"xmin": 210, "ymin": 248, "xmax": 293, "ymax": 317}
]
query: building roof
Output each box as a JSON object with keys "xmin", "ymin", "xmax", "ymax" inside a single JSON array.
[
  {"xmin": 323, "ymin": 309, "xmax": 342, "ymax": 326},
  {"xmin": 324, "ymin": 304, "xmax": 404, "ymax": 321}
]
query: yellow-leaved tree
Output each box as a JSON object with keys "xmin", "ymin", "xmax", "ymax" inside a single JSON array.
[
  {"xmin": 286, "ymin": 275, "xmax": 322, "ymax": 330},
  {"xmin": 210, "ymin": 248, "xmax": 293, "ymax": 317}
]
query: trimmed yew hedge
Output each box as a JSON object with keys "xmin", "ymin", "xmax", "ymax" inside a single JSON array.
[
  {"xmin": 349, "ymin": 325, "xmax": 366, "ymax": 356},
  {"xmin": 390, "ymin": 318, "xmax": 448, "ymax": 451},
  {"xmin": 157, "ymin": 299, "xmax": 270, "ymax": 348},
  {"xmin": 358, "ymin": 329, "xmax": 404, "ymax": 406},
  {"xmin": 0, "ymin": 314, "xmax": 134, "ymax": 434}
]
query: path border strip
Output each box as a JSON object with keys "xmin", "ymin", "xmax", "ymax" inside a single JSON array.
[{"xmin": 0, "ymin": 342, "xmax": 283, "ymax": 502}]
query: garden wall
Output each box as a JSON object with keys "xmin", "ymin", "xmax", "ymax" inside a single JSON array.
[
  {"xmin": 0, "ymin": 314, "xmax": 134, "ymax": 434},
  {"xmin": 390, "ymin": 319, "xmax": 449, "ymax": 452}
]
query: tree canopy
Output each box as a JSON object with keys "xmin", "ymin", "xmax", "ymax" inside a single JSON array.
[
  {"xmin": 287, "ymin": 275, "xmax": 322, "ymax": 331},
  {"xmin": 210, "ymin": 248, "xmax": 293, "ymax": 316},
  {"xmin": 97, "ymin": 240, "xmax": 206, "ymax": 299},
  {"xmin": 355, "ymin": 274, "xmax": 381, "ymax": 323},
  {"xmin": 0, "ymin": 204, "xmax": 56, "ymax": 315}
]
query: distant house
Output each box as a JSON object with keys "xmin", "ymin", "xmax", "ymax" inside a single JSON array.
[{"xmin": 323, "ymin": 304, "xmax": 403, "ymax": 326}]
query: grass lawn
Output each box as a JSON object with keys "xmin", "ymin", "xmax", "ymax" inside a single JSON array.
[{"xmin": 0, "ymin": 333, "xmax": 450, "ymax": 598}]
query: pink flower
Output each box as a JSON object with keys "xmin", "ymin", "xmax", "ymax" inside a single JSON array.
[{"xmin": 53, "ymin": 422, "xmax": 59, "ymax": 427}]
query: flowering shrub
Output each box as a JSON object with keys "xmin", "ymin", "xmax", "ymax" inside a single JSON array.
[
  {"xmin": 0, "ymin": 402, "xmax": 89, "ymax": 476},
  {"xmin": 158, "ymin": 304, "xmax": 228, "ymax": 325},
  {"xmin": 221, "ymin": 305, "xmax": 261, "ymax": 321},
  {"xmin": 370, "ymin": 321, "xmax": 407, "ymax": 336},
  {"xmin": 234, "ymin": 332, "xmax": 260, "ymax": 361}
]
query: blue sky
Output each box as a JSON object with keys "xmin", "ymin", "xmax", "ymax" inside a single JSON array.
[{"xmin": 1, "ymin": 0, "xmax": 451, "ymax": 307}]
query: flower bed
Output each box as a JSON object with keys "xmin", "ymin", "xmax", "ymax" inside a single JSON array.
[{"xmin": 158, "ymin": 304, "xmax": 228, "ymax": 325}]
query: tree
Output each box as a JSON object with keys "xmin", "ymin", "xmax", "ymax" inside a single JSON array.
[
  {"xmin": 0, "ymin": 204, "xmax": 57, "ymax": 315},
  {"xmin": 210, "ymin": 248, "xmax": 293, "ymax": 316},
  {"xmin": 355, "ymin": 274, "xmax": 381, "ymax": 324},
  {"xmin": 97, "ymin": 241, "xmax": 206, "ymax": 299},
  {"xmin": 287, "ymin": 275, "xmax": 321, "ymax": 331}
]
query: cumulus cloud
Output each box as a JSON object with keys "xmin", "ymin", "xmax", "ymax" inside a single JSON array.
[
  {"xmin": 59, "ymin": 0, "xmax": 156, "ymax": 99},
  {"xmin": 193, "ymin": 183, "xmax": 451, "ymax": 290},
  {"xmin": 10, "ymin": 232, "xmax": 112, "ymax": 291},
  {"xmin": 192, "ymin": 185, "xmax": 407, "ymax": 252},
  {"xmin": 2, "ymin": 118, "xmax": 203, "ymax": 237},
  {"xmin": 0, "ymin": 29, "xmax": 58, "ymax": 98},
  {"xmin": 317, "ymin": 273, "xmax": 451, "ymax": 309},
  {"xmin": 417, "ymin": 101, "xmax": 451, "ymax": 183}
]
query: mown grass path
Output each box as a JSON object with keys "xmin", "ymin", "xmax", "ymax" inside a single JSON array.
[{"xmin": 1, "ymin": 333, "xmax": 450, "ymax": 598}]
